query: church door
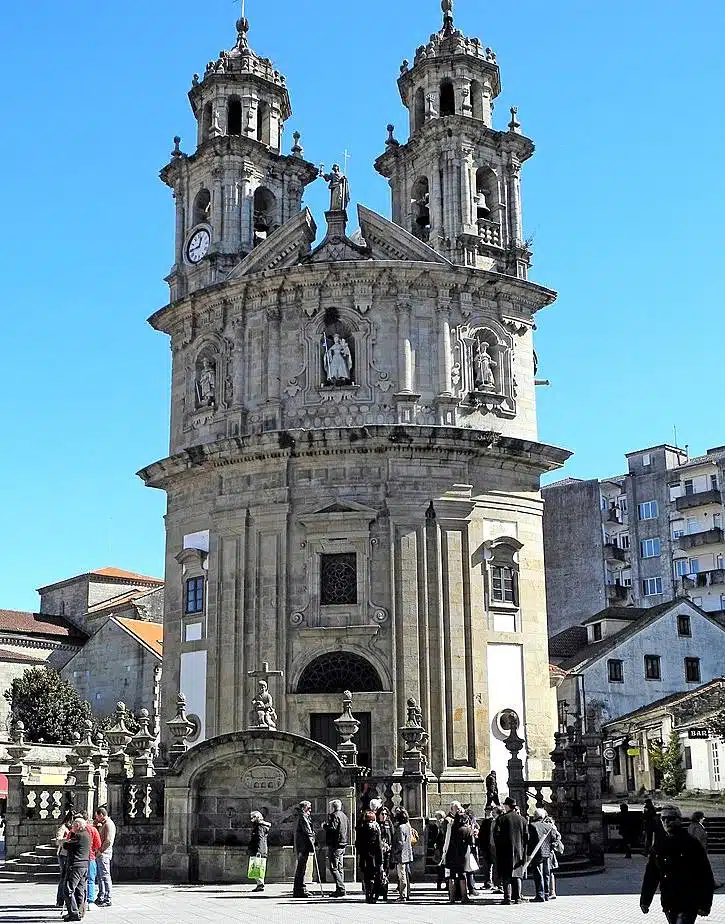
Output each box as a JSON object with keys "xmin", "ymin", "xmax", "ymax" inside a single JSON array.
[{"xmin": 310, "ymin": 713, "xmax": 372, "ymax": 770}]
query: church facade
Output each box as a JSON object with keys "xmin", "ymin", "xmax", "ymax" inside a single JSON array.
[{"xmin": 139, "ymin": 1, "xmax": 570, "ymax": 807}]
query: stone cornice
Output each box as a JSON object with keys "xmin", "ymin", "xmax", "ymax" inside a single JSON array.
[{"xmin": 138, "ymin": 426, "xmax": 571, "ymax": 490}]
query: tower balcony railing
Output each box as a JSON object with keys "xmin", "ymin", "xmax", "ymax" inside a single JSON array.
[
  {"xmin": 676, "ymin": 488, "xmax": 722, "ymax": 511},
  {"xmin": 677, "ymin": 527, "xmax": 724, "ymax": 550},
  {"xmin": 604, "ymin": 542, "xmax": 627, "ymax": 563},
  {"xmin": 606, "ymin": 583, "xmax": 628, "ymax": 602},
  {"xmin": 681, "ymin": 569, "xmax": 725, "ymax": 590},
  {"xmin": 477, "ymin": 217, "xmax": 502, "ymax": 247}
]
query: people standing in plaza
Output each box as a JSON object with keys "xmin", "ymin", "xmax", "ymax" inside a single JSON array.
[
  {"xmin": 442, "ymin": 805, "xmax": 474, "ymax": 904},
  {"xmin": 640, "ymin": 804, "xmax": 714, "ymax": 924},
  {"xmin": 248, "ymin": 811, "xmax": 270, "ymax": 892},
  {"xmin": 486, "ymin": 770, "xmax": 500, "ymax": 808},
  {"xmin": 493, "ymin": 797, "xmax": 528, "ymax": 905},
  {"xmin": 526, "ymin": 807, "xmax": 557, "ymax": 902},
  {"xmin": 84, "ymin": 812, "xmax": 101, "ymax": 907},
  {"xmin": 293, "ymin": 801, "xmax": 315, "ymax": 898},
  {"xmin": 477, "ymin": 809, "xmax": 495, "ymax": 889},
  {"xmin": 93, "ymin": 806, "xmax": 116, "ymax": 908},
  {"xmin": 376, "ymin": 806, "xmax": 393, "ymax": 890},
  {"xmin": 392, "ymin": 808, "xmax": 414, "ymax": 902},
  {"xmin": 688, "ymin": 812, "xmax": 708, "ymax": 850},
  {"xmin": 55, "ymin": 812, "xmax": 73, "ymax": 909},
  {"xmin": 618, "ymin": 803, "xmax": 637, "ymax": 859},
  {"xmin": 322, "ymin": 799, "xmax": 349, "ymax": 898},
  {"xmin": 358, "ymin": 810, "xmax": 384, "ymax": 903},
  {"xmin": 63, "ymin": 816, "xmax": 92, "ymax": 922},
  {"xmin": 644, "ymin": 799, "xmax": 659, "ymax": 852},
  {"xmin": 542, "ymin": 809, "xmax": 563, "ymax": 899}
]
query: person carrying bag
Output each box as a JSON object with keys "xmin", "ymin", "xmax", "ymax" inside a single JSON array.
[{"xmin": 247, "ymin": 811, "xmax": 271, "ymax": 893}]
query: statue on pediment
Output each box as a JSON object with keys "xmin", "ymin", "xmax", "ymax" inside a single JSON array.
[
  {"xmin": 320, "ymin": 164, "xmax": 350, "ymax": 213},
  {"xmin": 196, "ymin": 357, "xmax": 217, "ymax": 407}
]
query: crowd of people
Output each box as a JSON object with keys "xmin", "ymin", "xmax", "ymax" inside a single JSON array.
[{"xmin": 54, "ymin": 806, "xmax": 115, "ymax": 921}]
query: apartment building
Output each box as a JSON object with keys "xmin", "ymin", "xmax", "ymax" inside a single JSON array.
[{"xmin": 544, "ymin": 444, "xmax": 725, "ymax": 636}]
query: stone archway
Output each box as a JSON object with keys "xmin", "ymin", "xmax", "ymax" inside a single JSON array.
[{"xmin": 162, "ymin": 729, "xmax": 355, "ymax": 883}]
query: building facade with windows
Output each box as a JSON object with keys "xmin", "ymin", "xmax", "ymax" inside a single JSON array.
[
  {"xmin": 550, "ymin": 598, "xmax": 725, "ymax": 734},
  {"xmin": 602, "ymin": 678, "xmax": 725, "ymax": 796},
  {"xmin": 138, "ymin": 4, "xmax": 571, "ymax": 806},
  {"xmin": 543, "ymin": 444, "xmax": 725, "ymax": 636}
]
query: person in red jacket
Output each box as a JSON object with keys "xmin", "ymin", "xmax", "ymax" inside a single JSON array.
[{"xmin": 79, "ymin": 811, "xmax": 102, "ymax": 906}]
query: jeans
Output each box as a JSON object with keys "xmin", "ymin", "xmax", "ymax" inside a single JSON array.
[
  {"xmin": 328, "ymin": 847, "xmax": 346, "ymax": 893},
  {"xmin": 502, "ymin": 877, "xmax": 521, "ymax": 902},
  {"xmin": 396, "ymin": 862, "xmax": 410, "ymax": 899},
  {"xmin": 294, "ymin": 850, "xmax": 311, "ymax": 895},
  {"xmin": 665, "ymin": 914, "xmax": 698, "ymax": 924},
  {"xmin": 96, "ymin": 852, "xmax": 112, "ymax": 902},
  {"xmin": 87, "ymin": 858, "xmax": 97, "ymax": 902},
  {"xmin": 532, "ymin": 857, "xmax": 551, "ymax": 900},
  {"xmin": 65, "ymin": 863, "xmax": 89, "ymax": 919}
]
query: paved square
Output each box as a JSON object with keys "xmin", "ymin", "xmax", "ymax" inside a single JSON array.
[{"xmin": 2, "ymin": 855, "xmax": 724, "ymax": 924}]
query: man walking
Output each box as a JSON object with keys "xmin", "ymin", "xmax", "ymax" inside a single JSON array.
[
  {"xmin": 485, "ymin": 770, "xmax": 501, "ymax": 808},
  {"xmin": 293, "ymin": 801, "xmax": 315, "ymax": 898},
  {"xmin": 93, "ymin": 806, "xmax": 116, "ymax": 908},
  {"xmin": 527, "ymin": 807, "xmax": 556, "ymax": 902},
  {"xmin": 640, "ymin": 804, "xmax": 715, "ymax": 924},
  {"xmin": 323, "ymin": 799, "xmax": 349, "ymax": 898},
  {"xmin": 63, "ymin": 816, "xmax": 91, "ymax": 922},
  {"xmin": 493, "ymin": 797, "xmax": 528, "ymax": 905}
]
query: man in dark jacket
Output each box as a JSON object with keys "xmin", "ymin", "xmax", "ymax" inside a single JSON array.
[
  {"xmin": 640, "ymin": 804, "xmax": 715, "ymax": 924},
  {"xmin": 323, "ymin": 799, "xmax": 350, "ymax": 898},
  {"xmin": 493, "ymin": 797, "xmax": 528, "ymax": 905},
  {"xmin": 293, "ymin": 801, "xmax": 315, "ymax": 898},
  {"xmin": 486, "ymin": 770, "xmax": 501, "ymax": 808},
  {"xmin": 527, "ymin": 808, "xmax": 556, "ymax": 901},
  {"xmin": 64, "ymin": 816, "xmax": 92, "ymax": 921},
  {"xmin": 477, "ymin": 810, "xmax": 494, "ymax": 888}
]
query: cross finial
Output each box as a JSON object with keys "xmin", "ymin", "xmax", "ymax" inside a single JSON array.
[
  {"xmin": 342, "ymin": 149, "xmax": 352, "ymax": 174},
  {"xmin": 441, "ymin": 0, "xmax": 454, "ymax": 35},
  {"xmin": 235, "ymin": 0, "xmax": 249, "ymax": 48}
]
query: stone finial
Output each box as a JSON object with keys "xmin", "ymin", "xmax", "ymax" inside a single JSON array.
[
  {"xmin": 400, "ymin": 59, "xmax": 410, "ymax": 74},
  {"xmin": 501, "ymin": 709, "xmax": 524, "ymax": 759},
  {"xmin": 105, "ymin": 702, "xmax": 134, "ymax": 756},
  {"xmin": 191, "ymin": 73, "xmax": 199, "ymax": 87},
  {"xmin": 172, "ymin": 136, "xmax": 182, "ymax": 158},
  {"xmin": 291, "ymin": 131, "xmax": 303, "ymax": 156},
  {"xmin": 508, "ymin": 106, "xmax": 522, "ymax": 134},
  {"xmin": 6, "ymin": 719, "xmax": 32, "ymax": 770},
  {"xmin": 385, "ymin": 124, "xmax": 399, "ymax": 148},
  {"xmin": 425, "ymin": 500, "xmax": 436, "ymax": 521},
  {"xmin": 442, "ymin": 0, "xmax": 454, "ymax": 35},
  {"xmin": 129, "ymin": 709, "xmax": 154, "ymax": 756},
  {"xmin": 167, "ymin": 693, "xmax": 195, "ymax": 759},
  {"xmin": 236, "ymin": 13, "xmax": 250, "ymax": 50},
  {"xmin": 334, "ymin": 690, "xmax": 361, "ymax": 767}
]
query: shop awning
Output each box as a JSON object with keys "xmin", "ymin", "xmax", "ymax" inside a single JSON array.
[{"xmin": 0, "ymin": 773, "xmax": 7, "ymax": 798}]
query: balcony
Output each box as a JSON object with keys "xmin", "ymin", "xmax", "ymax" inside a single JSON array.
[
  {"xmin": 607, "ymin": 506, "xmax": 623, "ymax": 524},
  {"xmin": 676, "ymin": 488, "xmax": 722, "ymax": 511},
  {"xmin": 678, "ymin": 527, "xmax": 724, "ymax": 551},
  {"xmin": 606, "ymin": 583, "xmax": 628, "ymax": 601},
  {"xmin": 681, "ymin": 569, "xmax": 725, "ymax": 590},
  {"xmin": 604, "ymin": 542, "xmax": 627, "ymax": 562},
  {"xmin": 477, "ymin": 218, "xmax": 502, "ymax": 247}
]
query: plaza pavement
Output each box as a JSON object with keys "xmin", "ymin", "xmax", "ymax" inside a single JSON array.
[{"xmin": 2, "ymin": 855, "xmax": 724, "ymax": 924}]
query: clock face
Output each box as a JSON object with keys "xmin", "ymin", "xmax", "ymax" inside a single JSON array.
[{"xmin": 186, "ymin": 227, "xmax": 211, "ymax": 264}]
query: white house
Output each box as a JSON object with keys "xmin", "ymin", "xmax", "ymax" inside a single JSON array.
[{"xmin": 549, "ymin": 598, "xmax": 725, "ymax": 730}]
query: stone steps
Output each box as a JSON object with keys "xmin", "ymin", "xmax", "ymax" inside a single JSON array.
[{"xmin": 0, "ymin": 845, "xmax": 60, "ymax": 882}]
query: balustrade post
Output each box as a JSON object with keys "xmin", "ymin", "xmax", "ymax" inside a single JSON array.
[{"xmin": 3, "ymin": 721, "xmax": 32, "ymax": 859}]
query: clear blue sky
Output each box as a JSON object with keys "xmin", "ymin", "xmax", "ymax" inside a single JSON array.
[{"xmin": 2, "ymin": 1, "xmax": 724, "ymax": 612}]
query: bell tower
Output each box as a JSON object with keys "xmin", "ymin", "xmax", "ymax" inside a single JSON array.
[
  {"xmin": 161, "ymin": 14, "xmax": 319, "ymax": 301},
  {"xmin": 375, "ymin": 0, "xmax": 533, "ymax": 278}
]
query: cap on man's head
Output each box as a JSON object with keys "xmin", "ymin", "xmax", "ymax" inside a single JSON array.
[{"xmin": 503, "ymin": 797, "xmax": 517, "ymax": 808}]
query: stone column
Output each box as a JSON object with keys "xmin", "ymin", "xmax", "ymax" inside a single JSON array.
[
  {"xmin": 266, "ymin": 304, "xmax": 281, "ymax": 402},
  {"xmin": 438, "ymin": 302, "xmax": 453, "ymax": 396},
  {"xmin": 507, "ymin": 157, "xmax": 523, "ymax": 246},
  {"xmin": 396, "ymin": 302, "xmax": 414, "ymax": 393},
  {"xmin": 424, "ymin": 505, "xmax": 446, "ymax": 779},
  {"xmin": 460, "ymin": 149, "xmax": 475, "ymax": 232},
  {"xmin": 211, "ymin": 165, "xmax": 224, "ymax": 248},
  {"xmin": 3, "ymin": 722, "xmax": 32, "ymax": 860},
  {"xmin": 481, "ymin": 82, "xmax": 493, "ymax": 126},
  {"xmin": 174, "ymin": 190, "xmax": 185, "ymax": 266},
  {"xmin": 240, "ymin": 169, "xmax": 255, "ymax": 252}
]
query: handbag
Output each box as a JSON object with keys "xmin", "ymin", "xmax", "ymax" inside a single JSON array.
[
  {"xmin": 247, "ymin": 856, "xmax": 267, "ymax": 881},
  {"xmin": 464, "ymin": 848, "xmax": 479, "ymax": 873},
  {"xmin": 410, "ymin": 827, "xmax": 419, "ymax": 847}
]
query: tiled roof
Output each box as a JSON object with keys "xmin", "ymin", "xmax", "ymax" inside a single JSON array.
[
  {"xmin": 549, "ymin": 626, "xmax": 588, "ymax": 659},
  {"xmin": 0, "ymin": 609, "xmax": 86, "ymax": 641},
  {"xmin": 115, "ymin": 618, "xmax": 163, "ymax": 658},
  {"xmin": 603, "ymin": 678, "xmax": 725, "ymax": 728},
  {"xmin": 581, "ymin": 607, "xmax": 646, "ymax": 626},
  {"xmin": 0, "ymin": 647, "xmax": 45, "ymax": 665},
  {"xmin": 37, "ymin": 567, "xmax": 163, "ymax": 592}
]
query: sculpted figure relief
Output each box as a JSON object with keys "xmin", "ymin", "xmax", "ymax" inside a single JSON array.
[
  {"xmin": 323, "ymin": 333, "xmax": 353, "ymax": 386},
  {"xmin": 196, "ymin": 357, "xmax": 217, "ymax": 407},
  {"xmin": 251, "ymin": 680, "xmax": 278, "ymax": 730},
  {"xmin": 320, "ymin": 164, "xmax": 350, "ymax": 212},
  {"xmin": 474, "ymin": 341, "xmax": 497, "ymax": 390}
]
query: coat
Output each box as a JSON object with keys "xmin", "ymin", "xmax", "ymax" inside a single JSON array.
[
  {"xmin": 323, "ymin": 809, "xmax": 349, "ymax": 849},
  {"xmin": 294, "ymin": 813, "xmax": 315, "ymax": 854},
  {"xmin": 527, "ymin": 820, "xmax": 555, "ymax": 865},
  {"xmin": 445, "ymin": 816, "xmax": 474, "ymax": 876},
  {"xmin": 248, "ymin": 820, "xmax": 271, "ymax": 858},
  {"xmin": 493, "ymin": 810, "xmax": 528, "ymax": 879},
  {"xmin": 641, "ymin": 825, "xmax": 714, "ymax": 916},
  {"xmin": 357, "ymin": 819, "xmax": 384, "ymax": 876},
  {"xmin": 477, "ymin": 817, "xmax": 493, "ymax": 860},
  {"xmin": 392, "ymin": 822, "xmax": 414, "ymax": 865}
]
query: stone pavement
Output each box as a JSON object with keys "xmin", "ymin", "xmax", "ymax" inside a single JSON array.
[{"xmin": 2, "ymin": 855, "xmax": 724, "ymax": 924}]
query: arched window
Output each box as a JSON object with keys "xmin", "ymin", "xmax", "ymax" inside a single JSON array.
[
  {"xmin": 257, "ymin": 100, "xmax": 271, "ymax": 145},
  {"xmin": 227, "ymin": 97, "xmax": 242, "ymax": 136},
  {"xmin": 201, "ymin": 102, "xmax": 213, "ymax": 141},
  {"xmin": 440, "ymin": 79, "xmax": 455, "ymax": 116},
  {"xmin": 297, "ymin": 652, "xmax": 383, "ymax": 694},
  {"xmin": 253, "ymin": 187, "xmax": 278, "ymax": 245},
  {"xmin": 475, "ymin": 167, "xmax": 498, "ymax": 223},
  {"xmin": 320, "ymin": 307, "xmax": 355, "ymax": 386},
  {"xmin": 470, "ymin": 80, "xmax": 484, "ymax": 121},
  {"xmin": 193, "ymin": 188, "xmax": 211, "ymax": 226},
  {"xmin": 410, "ymin": 176, "xmax": 430, "ymax": 242},
  {"xmin": 414, "ymin": 87, "xmax": 425, "ymax": 131},
  {"xmin": 485, "ymin": 538, "xmax": 522, "ymax": 612}
]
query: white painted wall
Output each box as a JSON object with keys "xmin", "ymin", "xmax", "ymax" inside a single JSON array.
[
  {"xmin": 487, "ymin": 643, "xmax": 526, "ymax": 794},
  {"xmin": 180, "ymin": 649, "xmax": 208, "ymax": 742}
]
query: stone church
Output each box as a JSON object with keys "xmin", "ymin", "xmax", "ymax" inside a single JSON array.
[{"xmin": 139, "ymin": 0, "xmax": 570, "ymax": 809}]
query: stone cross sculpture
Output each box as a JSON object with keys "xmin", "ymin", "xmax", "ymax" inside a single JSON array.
[
  {"xmin": 247, "ymin": 663, "xmax": 284, "ymax": 730},
  {"xmin": 320, "ymin": 163, "xmax": 350, "ymax": 213}
]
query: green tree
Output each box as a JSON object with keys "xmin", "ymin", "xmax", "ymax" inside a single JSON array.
[
  {"xmin": 648, "ymin": 729, "xmax": 687, "ymax": 796},
  {"xmin": 707, "ymin": 709, "xmax": 725, "ymax": 742},
  {"xmin": 4, "ymin": 667, "xmax": 92, "ymax": 744}
]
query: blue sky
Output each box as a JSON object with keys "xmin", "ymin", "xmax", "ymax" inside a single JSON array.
[{"xmin": 2, "ymin": 0, "xmax": 724, "ymax": 611}]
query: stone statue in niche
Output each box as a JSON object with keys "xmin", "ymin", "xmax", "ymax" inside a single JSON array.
[
  {"xmin": 322, "ymin": 333, "xmax": 353, "ymax": 386},
  {"xmin": 250, "ymin": 680, "xmax": 278, "ymax": 730},
  {"xmin": 196, "ymin": 357, "xmax": 217, "ymax": 407},
  {"xmin": 474, "ymin": 340, "xmax": 497, "ymax": 390},
  {"xmin": 320, "ymin": 164, "xmax": 350, "ymax": 212}
]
